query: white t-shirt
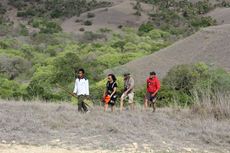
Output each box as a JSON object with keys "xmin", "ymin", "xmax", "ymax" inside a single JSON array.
[{"xmin": 73, "ymin": 78, "xmax": 89, "ymax": 96}]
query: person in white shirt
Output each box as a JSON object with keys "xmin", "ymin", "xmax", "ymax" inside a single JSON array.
[{"xmin": 73, "ymin": 68, "xmax": 89, "ymax": 112}]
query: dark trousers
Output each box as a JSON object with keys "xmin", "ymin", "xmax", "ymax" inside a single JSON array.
[{"xmin": 78, "ymin": 95, "xmax": 88, "ymax": 112}]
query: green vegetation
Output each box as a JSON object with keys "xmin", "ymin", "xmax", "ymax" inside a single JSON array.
[
  {"xmin": 0, "ymin": 27, "xmax": 170, "ymax": 101},
  {"xmin": 0, "ymin": 0, "xmax": 229, "ymax": 107},
  {"xmin": 133, "ymin": 1, "xmax": 142, "ymax": 16},
  {"xmin": 84, "ymin": 20, "xmax": 93, "ymax": 26},
  {"xmin": 140, "ymin": 0, "xmax": 217, "ymax": 37},
  {"xmin": 29, "ymin": 18, "xmax": 62, "ymax": 34},
  {"xmin": 9, "ymin": 0, "xmax": 111, "ymax": 18},
  {"xmin": 87, "ymin": 12, "xmax": 95, "ymax": 18},
  {"xmin": 157, "ymin": 63, "xmax": 230, "ymax": 107}
]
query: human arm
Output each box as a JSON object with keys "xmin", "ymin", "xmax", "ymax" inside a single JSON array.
[
  {"xmin": 152, "ymin": 78, "xmax": 160, "ymax": 96},
  {"xmin": 73, "ymin": 79, "xmax": 78, "ymax": 94},
  {"xmin": 85, "ymin": 79, "xmax": 89, "ymax": 95},
  {"xmin": 110, "ymin": 87, "xmax": 117, "ymax": 97},
  {"xmin": 124, "ymin": 78, "xmax": 134, "ymax": 95}
]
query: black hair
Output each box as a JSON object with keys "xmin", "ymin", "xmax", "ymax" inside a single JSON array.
[
  {"xmin": 150, "ymin": 71, "xmax": 156, "ymax": 75},
  {"xmin": 108, "ymin": 74, "xmax": 117, "ymax": 82},
  {"xmin": 123, "ymin": 72, "xmax": 130, "ymax": 76},
  {"xmin": 78, "ymin": 68, "xmax": 85, "ymax": 74}
]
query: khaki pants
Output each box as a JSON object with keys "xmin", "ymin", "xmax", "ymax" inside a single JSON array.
[
  {"xmin": 121, "ymin": 92, "xmax": 134, "ymax": 104},
  {"xmin": 78, "ymin": 95, "xmax": 88, "ymax": 112}
]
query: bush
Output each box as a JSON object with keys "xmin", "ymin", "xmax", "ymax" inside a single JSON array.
[
  {"xmin": 0, "ymin": 55, "xmax": 31, "ymax": 80},
  {"xmin": 0, "ymin": 4, "xmax": 6, "ymax": 14},
  {"xmin": 84, "ymin": 20, "xmax": 93, "ymax": 26},
  {"xmin": 159, "ymin": 63, "xmax": 230, "ymax": 106},
  {"xmin": 79, "ymin": 31, "xmax": 106, "ymax": 42},
  {"xmin": 0, "ymin": 76, "xmax": 26, "ymax": 100},
  {"xmin": 0, "ymin": 24, "xmax": 13, "ymax": 36},
  {"xmin": 30, "ymin": 18, "xmax": 62, "ymax": 34},
  {"xmin": 52, "ymin": 52, "xmax": 82, "ymax": 84},
  {"xmin": 9, "ymin": 0, "xmax": 112, "ymax": 19},
  {"xmin": 99, "ymin": 28, "xmax": 111, "ymax": 33},
  {"xmin": 144, "ymin": 29, "xmax": 170, "ymax": 39},
  {"xmin": 27, "ymin": 65, "xmax": 55, "ymax": 100},
  {"xmin": 118, "ymin": 25, "xmax": 123, "ymax": 29},
  {"xmin": 19, "ymin": 24, "xmax": 29, "ymax": 36},
  {"xmin": 17, "ymin": 8, "xmax": 36, "ymax": 17},
  {"xmin": 0, "ymin": 39, "xmax": 18, "ymax": 49},
  {"xmin": 87, "ymin": 12, "xmax": 95, "ymax": 18},
  {"xmin": 134, "ymin": 10, "xmax": 142, "ymax": 16},
  {"xmin": 79, "ymin": 27, "xmax": 85, "ymax": 31},
  {"xmin": 191, "ymin": 16, "xmax": 216, "ymax": 28},
  {"xmin": 138, "ymin": 23, "xmax": 154, "ymax": 34},
  {"xmin": 140, "ymin": 0, "xmax": 216, "ymax": 38}
]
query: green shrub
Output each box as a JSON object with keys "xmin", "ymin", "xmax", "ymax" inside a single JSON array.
[
  {"xmin": 0, "ymin": 76, "xmax": 26, "ymax": 100},
  {"xmin": 9, "ymin": 0, "xmax": 112, "ymax": 19},
  {"xmin": 17, "ymin": 8, "xmax": 36, "ymax": 17},
  {"xmin": 0, "ymin": 4, "xmax": 6, "ymax": 14},
  {"xmin": 159, "ymin": 63, "xmax": 230, "ymax": 106},
  {"xmin": 79, "ymin": 27, "xmax": 85, "ymax": 31},
  {"xmin": 30, "ymin": 18, "xmax": 62, "ymax": 34},
  {"xmin": 27, "ymin": 65, "xmax": 54, "ymax": 100},
  {"xmin": 19, "ymin": 24, "xmax": 29, "ymax": 36},
  {"xmin": 52, "ymin": 52, "xmax": 82, "ymax": 85},
  {"xmin": 84, "ymin": 20, "xmax": 93, "ymax": 26},
  {"xmin": 140, "ymin": 0, "xmax": 216, "ymax": 38},
  {"xmin": 0, "ymin": 55, "xmax": 31, "ymax": 80},
  {"xmin": 138, "ymin": 23, "xmax": 155, "ymax": 34},
  {"xmin": 79, "ymin": 31, "xmax": 105, "ymax": 42},
  {"xmin": 0, "ymin": 39, "xmax": 18, "ymax": 49},
  {"xmin": 87, "ymin": 12, "xmax": 95, "ymax": 18},
  {"xmin": 134, "ymin": 10, "xmax": 142, "ymax": 16},
  {"xmin": 191, "ymin": 16, "xmax": 216, "ymax": 28}
]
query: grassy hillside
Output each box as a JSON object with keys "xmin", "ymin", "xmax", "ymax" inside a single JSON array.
[
  {"xmin": 8, "ymin": 0, "xmax": 112, "ymax": 18},
  {"xmin": 0, "ymin": 0, "xmax": 230, "ymax": 103}
]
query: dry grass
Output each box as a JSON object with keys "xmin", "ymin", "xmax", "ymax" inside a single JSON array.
[
  {"xmin": 0, "ymin": 99, "xmax": 229, "ymax": 152},
  {"xmin": 192, "ymin": 92, "xmax": 230, "ymax": 120}
]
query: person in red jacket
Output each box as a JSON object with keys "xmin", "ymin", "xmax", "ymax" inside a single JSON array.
[{"xmin": 144, "ymin": 71, "xmax": 160, "ymax": 112}]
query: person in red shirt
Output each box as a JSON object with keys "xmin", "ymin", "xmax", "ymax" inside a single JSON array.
[{"xmin": 144, "ymin": 71, "xmax": 160, "ymax": 112}]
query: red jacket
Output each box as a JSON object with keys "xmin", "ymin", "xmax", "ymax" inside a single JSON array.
[{"xmin": 146, "ymin": 76, "xmax": 160, "ymax": 93}]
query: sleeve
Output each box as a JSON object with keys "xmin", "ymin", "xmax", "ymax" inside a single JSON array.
[
  {"xmin": 156, "ymin": 78, "xmax": 160, "ymax": 90},
  {"xmin": 85, "ymin": 79, "xmax": 89, "ymax": 95},
  {"xmin": 129, "ymin": 78, "xmax": 134, "ymax": 89},
  {"xmin": 114, "ymin": 82, "xmax": 118, "ymax": 88},
  {"xmin": 73, "ymin": 79, "xmax": 78, "ymax": 94}
]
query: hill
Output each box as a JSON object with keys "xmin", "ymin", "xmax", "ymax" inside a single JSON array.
[
  {"xmin": 107, "ymin": 21, "xmax": 230, "ymax": 86},
  {"xmin": 61, "ymin": 0, "xmax": 152, "ymax": 35}
]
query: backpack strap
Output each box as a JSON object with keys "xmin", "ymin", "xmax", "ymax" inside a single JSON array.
[{"xmin": 111, "ymin": 82, "xmax": 116, "ymax": 89}]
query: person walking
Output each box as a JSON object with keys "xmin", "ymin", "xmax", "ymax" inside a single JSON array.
[
  {"xmin": 144, "ymin": 71, "xmax": 160, "ymax": 112},
  {"xmin": 120, "ymin": 73, "xmax": 135, "ymax": 111},
  {"xmin": 73, "ymin": 68, "xmax": 90, "ymax": 113},
  {"xmin": 103, "ymin": 74, "xmax": 118, "ymax": 112}
]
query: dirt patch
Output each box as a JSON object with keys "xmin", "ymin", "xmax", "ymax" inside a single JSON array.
[
  {"xmin": 61, "ymin": 0, "xmax": 151, "ymax": 35},
  {"xmin": 0, "ymin": 101, "xmax": 229, "ymax": 152}
]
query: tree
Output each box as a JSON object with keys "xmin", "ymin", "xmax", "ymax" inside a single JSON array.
[
  {"xmin": 52, "ymin": 52, "xmax": 82, "ymax": 85},
  {"xmin": 0, "ymin": 55, "xmax": 31, "ymax": 80}
]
